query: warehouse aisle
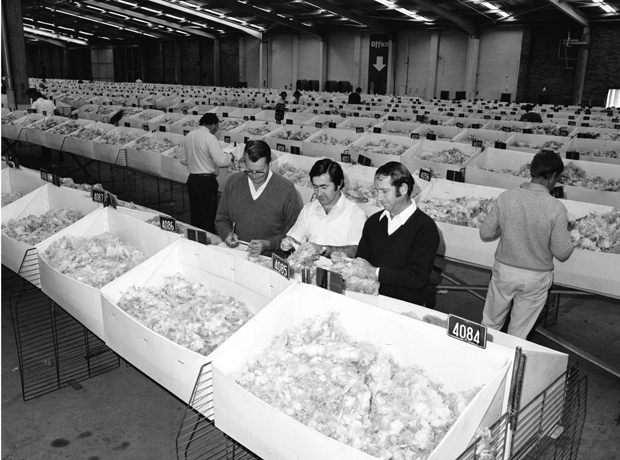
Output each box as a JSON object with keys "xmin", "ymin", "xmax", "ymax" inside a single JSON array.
[{"xmin": 3, "ymin": 260, "xmax": 619, "ymax": 460}]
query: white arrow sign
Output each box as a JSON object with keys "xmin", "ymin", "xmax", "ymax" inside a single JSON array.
[{"xmin": 373, "ymin": 56, "xmax": 386, "ymax": 72}]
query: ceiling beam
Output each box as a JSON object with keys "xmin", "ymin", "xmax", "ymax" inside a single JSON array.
[
  {"xmin": 146, "ymin": 0, "xmax": 264, "ymax": 39},
  {"xmin": 82, "ymin": 0, "xmax": 216, "ymax": 39},
  {"xmin": 301, "ymin": 0, "xmax": 391, "ymax": 33},
  {"xmin": 408, "ymin": 0, "xmax": 477, "ymax": 36},
  {"xmin": 24, "ymin": 32, "xmax": 67, "ymax": 48},
  {"xmin": 544, "ymin": 0, "xmax": 589, "ymax": 26},
  {"xmin": 221, "ymin": 0, "xmax": 323, "ymax": 38}
]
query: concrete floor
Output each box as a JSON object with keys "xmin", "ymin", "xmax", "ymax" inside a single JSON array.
[{"xmin": 2, "ymin": 148, "xmax": 619, "ymax": 459}]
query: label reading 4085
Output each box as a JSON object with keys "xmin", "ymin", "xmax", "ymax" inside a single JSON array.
[
  {"xmin": 272, "ymin": 254, "xmax": 290, "ymax": 279},
  {"xmin": 447, "ymin": 315, "xmax": 487, "ymax": 349}
]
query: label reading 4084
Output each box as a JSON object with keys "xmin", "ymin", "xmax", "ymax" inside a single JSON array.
[{"xmin": 447, "ymin": 315, "xmax": 487, "ymax": 349}]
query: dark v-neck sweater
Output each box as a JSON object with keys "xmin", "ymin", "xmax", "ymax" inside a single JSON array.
[{"xmin": 356, "ymin": 208, "xmax": 440, "ymax": 306}]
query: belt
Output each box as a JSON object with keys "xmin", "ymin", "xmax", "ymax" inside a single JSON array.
[{"xmin": 191, "ymin": 173, "xmax": 217, "ymax": 177}]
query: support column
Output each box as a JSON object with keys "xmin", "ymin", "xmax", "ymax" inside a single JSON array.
[
  {"xmin": 465, "ymin": 37, "xmax": 480, "ymax": 101},
  {"xmin": 213, "ymin": 38, "xmax": 221, "ymax": 86},
  {"xmin": 159, "ymin": 42, "xmax": 165, "ymax": 83},
  {"xmin": 318, "ymin": 38, "xmax": 328, "ymax": 92},
  {"xmin": 238, "ymin": 36, "xmax": 246, "ymax": 86},
  {"xmin": 175, "ymin": 40, "xmax": 182, "ymax": 84},
  {"xmin": 573, "ymin": 27, "xmax": 590, "ymax": 106},
  {"xmin": 1, "ymin": 0, "xmax": 29, "ymax": 109},
  {"xmin": 291, "ymin": 35, "xmax": 299, "ymax": 90},
  {"xmin": 386, "ymin": 38, "xmax": 395, "ymax": 96},
  {"xmin": 354, "ymin": 33, "xmax": 362, "ymax": 90},
  {"xmin": 426, "ymin": 31, "xmax": 440, "ymax": 100},
  {"xmin": 258, "ymin": 38, "xmax": 268, "ymax": 88}
]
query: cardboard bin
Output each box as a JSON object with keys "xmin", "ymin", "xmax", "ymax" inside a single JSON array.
[
  {"xmin": 36, "ymin": 207, "xmax": 182, "ymax": 339},
  {"xmin": 213, "ymin": 282, "xmax": 513, "ymax": 460},
  {"xmin": 402, "ymin": 139, "xmax": 482, "ymax": 179},
  {"xmin": 64, "ymin": 121, "xmax": 115, "ymax": 159},
  {"xmin": 263, "ymin": 125, "xmax": 319, "ymax": 154},
  {"xmin": 93, "ymin": 126, "xmax": 145, "ymax": 164},
  {"xmin": 303, "ymin": 128, "xmax": 364, "ymax": 161},
  {"xmin": 126, "ymin": 131, "xmax": 184, "ymax": 177}
]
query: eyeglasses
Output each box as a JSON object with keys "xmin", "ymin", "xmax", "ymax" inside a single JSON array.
[{"xmin": 243, "ymin": 167, "xmax": 268, "ymax": 178}]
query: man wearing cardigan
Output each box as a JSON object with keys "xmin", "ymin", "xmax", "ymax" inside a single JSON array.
[
  {"xmin": 356, "ymin": 162, "xmax": 440, "ymax": 306},
  {"xmin": 215, "ymin": 140, "xmax": 301, "ymax": 257}
]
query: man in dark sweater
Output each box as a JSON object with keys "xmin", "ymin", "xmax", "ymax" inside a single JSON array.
[
  {"xmin": 215, "ymin": 140, "xmax": 301, "ymax": 257},
  {"xmin": 348, "ymin": 87, "xmax": 363, "ymax": 105},
  {"xmin": 356, "ymin": 162, "xmax": 440, "ymax": 305},
  {"xmin": 519, "ymin": 104, "xmax": 543, "ymax": 123}
]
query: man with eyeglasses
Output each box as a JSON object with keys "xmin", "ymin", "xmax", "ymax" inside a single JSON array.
[
  {"xmin": 180, "ymin": 113, "xmax": 231, "ymax": 233},
  {"xmin": 280, "ymin": 159, "xmax": 367, "ymax": 258},
  {"xmin": 215, "ymin": 140, "xmax": 301, "ymax": 257},
  {"xmin": 355, "ymin": 162, "xmax": 439, "ymax": 306}
]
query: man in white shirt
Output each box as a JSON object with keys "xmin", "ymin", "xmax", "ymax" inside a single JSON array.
[
  {"xmin": 355, "ymin": 162, "xmax": 440, "ymax": 305},
  {"xmin": 180, "ymin": 113, "xmax": 231, "ymax": 232},
  {"xmin": 281, "ymin": 159, "xmax": 367, "ymax": 257},
  {"xmin": 31, "ymin": 92, "xmax": 56, "ymax": 116}
]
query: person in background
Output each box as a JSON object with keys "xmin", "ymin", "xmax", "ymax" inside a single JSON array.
[
  {"xmin": 348, "ymin": 87, "xmax": 363, "ymax": 105},
  {"xmin": 479, "ymin": 150, "xmax": 574, "ymax": 339},
  {"xmin": 39, "ymin": 78, "xmax": 47, "ymax": 91},
  {"xmin": 274, "ymin": 91, "xmax": 288, "ymax": 104},
  {"xmin": 291, "ymin": 90, "xmax": 307, "ymax": 106},
  {"xmin": 216, "ymin": 140, "xmax": 301, "ymax": 258},
  {"xmin": 281, "ymin": 159, "xmax": 367, "ymax": 258},
  {"xmin": 31, "ymin": 91, "xmax": 56, "ymax": 115},
  {"xmin": 355, "ymin": 162, "xmax": 440, "ymax": 305},
  {"xmin": 135, "ymin": 78, "xmax": 143, "ymax": 84},
  {"xmin": 519, "ymin": 104, "xmax": 543, "ymax": 123},
  {"xmin": 180, "ymin": 113, "xmax": 231, "ymax": 233}
]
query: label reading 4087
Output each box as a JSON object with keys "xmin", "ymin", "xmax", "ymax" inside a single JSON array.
[{"xmin": 447, "ymin": 315, "xmax": 487, "ymax": 349}]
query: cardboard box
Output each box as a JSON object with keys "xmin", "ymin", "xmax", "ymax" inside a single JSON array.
[
  {"xmin": 402, "ymin": 139, "xmax": 482, "ymax": 179},
  {"xmin": 2, "ymin": 184, "xmax": 101, "ymax": 273},
  {"xmin": 303, "ymin": 129, "xmax": 364, "ymax": 162},
  {"xmin": 207, "ymin": 106, "xmax": 240, "ymax": 118},
  {"xmin": 452, "ymin": 128, "xmax": 513, "ymax": 149},
  {"xmin": 417, "ymin": 180, "xmax": 620, "ymax": 299},
  {"xmin": 20, "ymin": 116, "xmax": 66, "ymax": 146},
  {"xmin": 283, "ymin": 112, "xmax": 316, "ymax": 125},
  {"xmin": 91, "ymin": 105, "xmax": 123, "ymax": 123},
  {"xmin": 504, "ymin": 132, "xmax": 569, "ymax": 154},
  {"xmin": 126, "ymin": 109, "xmax": 166, "ymax": 129},
  {"xmin": 465, "ymin": 148, "xmax": 533, "ymax": 190},
  {"xmin": 36, "ymin": 207, "xmax": 182, "ymax": 339},
  {"xmin": 147, "ymin": 112, "xmax": 186, "ymax": 133},
  {"xmin": 63, "ymin": 121, "xmax": 115, "ymax": 159},
  {"xmin": 100, "ymin": 239, "xmax": 294, "ymax": 407},
  {"xmin": 411, "ymin": 124, "xmax": 462, "ymax": 141},
  {"xmin": 370, "ymin": 120, "xmax": 421, "ymax": 137},
  {"xmin": 228, "ymin": 108, "xmax": 262, "ymax": 119},
  {"xmin": 303, "ymin": 114, "xmax": 347, "ymax": 128},
  {"xmin": 1, "ymin": 165, "xmax": 47, "ymax": 198},
  {"xmin": 170, "ymin": 115, "xmax": 201, "ymax": 135},
  {"xmin": 559, "ymin": 138, "xmax": 620, "ymax": 165},
  {"xmin": 213, "ymin": 282, "xmax": 513, "ymax": 460},
  {"xmin": 93, "ymin": 126, "xmax": 146, "ymax": 164},
  {"xmin": 125, "ymin": 131, "xmax": 184, "ymax": 177},
  {"xmin": 263, "ymin": 125, "xmax": 320, "ymax": 154},
  {"xmin": 336, "ymin": 117, "xmax": 381, "ymax": 132},
  {"xmin": 228, "ymin": 121, "xmax": 278, "ymax": 144}
]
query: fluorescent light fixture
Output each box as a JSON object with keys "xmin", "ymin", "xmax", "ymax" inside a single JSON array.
[
  {"xmin": 24, "ymin": 26, "xmax": 88, "ymax": 45},
  {"xmin": 39, "ymin": 21, "xmax": 55, "ymax": 26},
  {"xmin": 133, "ymin": 18, "xmax": 152, "ymax": 24},
  {"xmin": 481, "ymin": 2, "xmax": 496, "ymax": 9},
  {"xmin": 117, "ymin": 0, "xmax": 138, "ymax": 6},
  {"xmin": 140, "ymin": 6, "xmax": 162, "ymax": 14},
  {"xmin": 85, "ymin": 5, "xmax": 105, "ymax": 12},
  {"xmin": 601, "ymin": 3, "xmax": 615, "ymax": 12},
  {"xmin": 165, "ymin": 13, "xmax": 185, "ymax": 20},
  {"xmin": 57, "ymin": 25, "xmax": 74, "ymax": 31},
  {"xmin": 179, "ymin": 1, "xmax": 198, "ymax": 8},
  {"xmin": 77, "ymin": 30, "xmax": 93, "ymax": 35},
  {"xmin": 497, "ymin": 10, "xmax": 509, "ymax": 18},
  {"xmin": 375, "ymin": 0, "xmax": 395, "ymax": 6}
]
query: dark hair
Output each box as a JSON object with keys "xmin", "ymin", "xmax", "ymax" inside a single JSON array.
[
  {"xmin": 523, "ymin": 104, "xmax": 534, "ymax": 112},
  {"xmin": 199, "ymin": 113, "xmax": 219, "ymax": 126},
  {"xmin": 309, "ymin": 158, "xmax": 345, "ymax": 190},
  {"xmin": 530, "ymin": 150, "xmax": 564, "ymax": 180},
  {"xmin": 244, "ymin": 140, "xmax": 272, "ymax": 164},
  {"xmin": 34, "ymin": 91, "xmax": 47, "ymax": 100},
  {"xmin": 293, "ymin": 90, "xmax": 301, "ymax": 100},
  {"xmin": 355, "ymin": 87, "xmax": 362, "ymax": 93},
  {"xmin": 375, "ymin": 162, "xmax": 415, "ymax": 196},
  {"xmin": 280, "ymin": 91, "xmax": 287, "ymax": 98}
]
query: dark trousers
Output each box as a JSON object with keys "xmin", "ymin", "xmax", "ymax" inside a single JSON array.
[{"xmin": 186, "ymin": 174, "xmax": 219, "ymax": 233}]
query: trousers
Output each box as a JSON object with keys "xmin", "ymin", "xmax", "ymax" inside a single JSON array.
[
  {"xmin": 482, "ymin": 260, "xmax": 553, "ymax": 339},
  {"xmin": 186, "ymin": 174, "xmax": 219, "ymax": 233}
]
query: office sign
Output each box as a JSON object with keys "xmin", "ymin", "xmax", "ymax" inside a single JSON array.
[{"xmin": 368, "ymin": 34, "xmax": 389, "ymax": 82}]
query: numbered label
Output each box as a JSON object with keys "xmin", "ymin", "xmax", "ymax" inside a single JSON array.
[
  {"xmin": 159, "ymin": 216, "xmax": 177, "ymax": 233},
  {"xmin": 329, "ymin": 122, "xmax": 337, "ymax": 128},
  {"xmin": 142, "ymin": 123, "xmax": 149, "ymax": 131},
  {"xmin": 373, "ymin": 127, "xmax": 382, "ymax": 134},
  {"xmin": 456, "ymin": 122, "xmax": 464, "ymax": 129},
  {"xmin": 472, "ymin": 140, "xmax": 483, "ymax": 148},
  {"xmin": 341, "ymin": 152, "xmax": 351, "ymax": 163},
  {"xmin": 315, "ymin": 122, "xmax": 323, "ymax": 128},
  {"xmin": 358, "ymin": 154, "xmax": 372, "ymax": 166},
  {"xmin": 286, "ymin": 119, "xmax": 293, "ymax": 124},
  {"xmin": 566, "ymin": 151, "xmax": 580, "ymax": 160},
  {"xmin": 276, "ymin": 143, "xmax": 286, "ymax": 152},
  {"xmin": 91, "ymin": 189, "xmax": 106, "ymax": 203},
  {"xmin": 356, "ymin": 127, "xmax": 364, "ymax": 133},
  {"xmin": 272, "ymin": 254, "xmax": 290, "ymax": 279},
  {"xmin": 419, "ymin": 168, "xmax": 432, "ymax": 181},
  {"xmin": 426, "ymin": 133, "xmax": 437, "ymax": 141},
  {"xmin": 447, "ymin": 315, "xmax": 487, "ymax": 349}
]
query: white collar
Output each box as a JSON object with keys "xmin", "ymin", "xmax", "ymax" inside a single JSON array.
[
  {"xmin": 380, "ymin": 199, "xmax": 417, "ymax": 233},
  {"xmin": 248, "ymin": 169, "xmax": 273, "ymax": 198}
]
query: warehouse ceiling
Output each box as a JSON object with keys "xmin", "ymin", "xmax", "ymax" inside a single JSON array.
[{"xmin": 19, "ymin": 0, "xmax": 620, "ymax": 47}]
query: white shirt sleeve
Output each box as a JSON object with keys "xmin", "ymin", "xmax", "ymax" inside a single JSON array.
[
  {"xmin": 286, "ymin": 204, "xmax": 310, "ymax": 242},
  {"xmin": 206, "ymin": 134, "xmax": 230, "ymax": 168},
  {"xmin": 346, "ymin": 206, "xmax": 368, "ymax": 246}
]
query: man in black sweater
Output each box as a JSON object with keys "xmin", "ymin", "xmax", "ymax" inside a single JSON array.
[{"xmin": 356, "ymin": 162, "xmax": 440, "ymax": 306}]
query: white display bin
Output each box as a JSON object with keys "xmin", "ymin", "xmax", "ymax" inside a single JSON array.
[
  {"xmin": 559, "ymin": 138, "xmax": 620, "ymax": 165},
  {"xmin": 452, "ymin": 128, "xmax": 513, "ymax": 149},
  {"xmin": 208, "ymin": 106, "xmax": 240, "ymax": 118},
  {"xmin": 45, "ymin": 119, "xmax": 90, "ymax": 150},
  {"xmin": 91, "ymin": 105, "xmax": 123, "ymax": 123},
  {"xmin": 36, "ymin": 207, "xmax": 182, "ymax": 339},
  {"xmin": 448, "ymin": 117, "xmax": 487, "ymax": 130},
  {"xmin": 411, "ymin": 124, "xmax": 462, "ymax": 141},
  {"xmin": 1, "ymin": 166, "xmax": 47, "ymax": 200},
  {"xmin": 228, "ymin": 108, "xmax": 262, "ymax": 119},
  {"xmin": 505, "ymin": 132, "xmax": 569, "ymax": 153},
  {"xmin": 480, "ymin": 120, "xmax": 530, "ymax": 133},
  {"xmin": 303, "ymin": 129, "xmax": 364, "ymax": 162},
  {"xmin": 213, "ymin": 282, "xmax": 513, "ymax": 460},
  {"xmin": 263, "ymin": 125, "xmax": 319, "ymax": 154},
  {"xmin": 303, "ymin": 114, "xmax": 348, "ymax": 128},
  {"xmin": 21, "ymin": 116, "xmax": 68, "ymax": 147},
  {"xmin": 170, "ymin": 115, "xmax": 201, "ymax": 135},
  {"xmin": 228, "ymin": 121, "xmax": 278, "ymax": 144},
  {"xmin": 571, "ymin": 127, "xmax": 620, "ymax": 142},
  {"xmin": 147, "ymin": 112, "xmax": 186, "ymax": 133},
  {"xmin": 93, "ymin": 126, "xmax": 145, "ymax": 164},
  {"xmin": 336, "ymin": 117, "xmax": 381, "ymax": 132},
  {"xmin": 126, "ymin": 131, "xmax": 184, "ymax": 177},
  {"xmin": 117, "ymin": 107, "xmax": 145, "ymax": 128},
  {"xmin": 126, "ymin": 109, "xmax": 166, "ymax": 129},
  {"xmin": 417, "ymin": 180, "xmax": 620, "ymax": 298},
  {"xmin": 2, "ymin": 184, "xmax": 101, "ymax": 273},
  {"xmin": 64, "ymin": 121, "xmax": 114, "ymax": 159},
  {"xmin": 283, "ymin": 112, "xmax": 315, "ymax": 125},
  {"xmin": 1, "ymin": 114, "xmax": 40, "ymax": 142},
  {"xmin": 348, "ymin": 133, "xmax": 418, "ymax": 168},
  {"xmin": 401, "ymin": 139, "xmax": 482, "ymax": 179},
  {"xmin": 370, "ymin": 120, "xmax": 421, "ymax": 137},
  {"xmin": 342, "ymin": 164, "xmax": 383, "ymax": 217},
  {"xmin": 100, "ymin": 239, "xmax": 294, "ymax": 406}
]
